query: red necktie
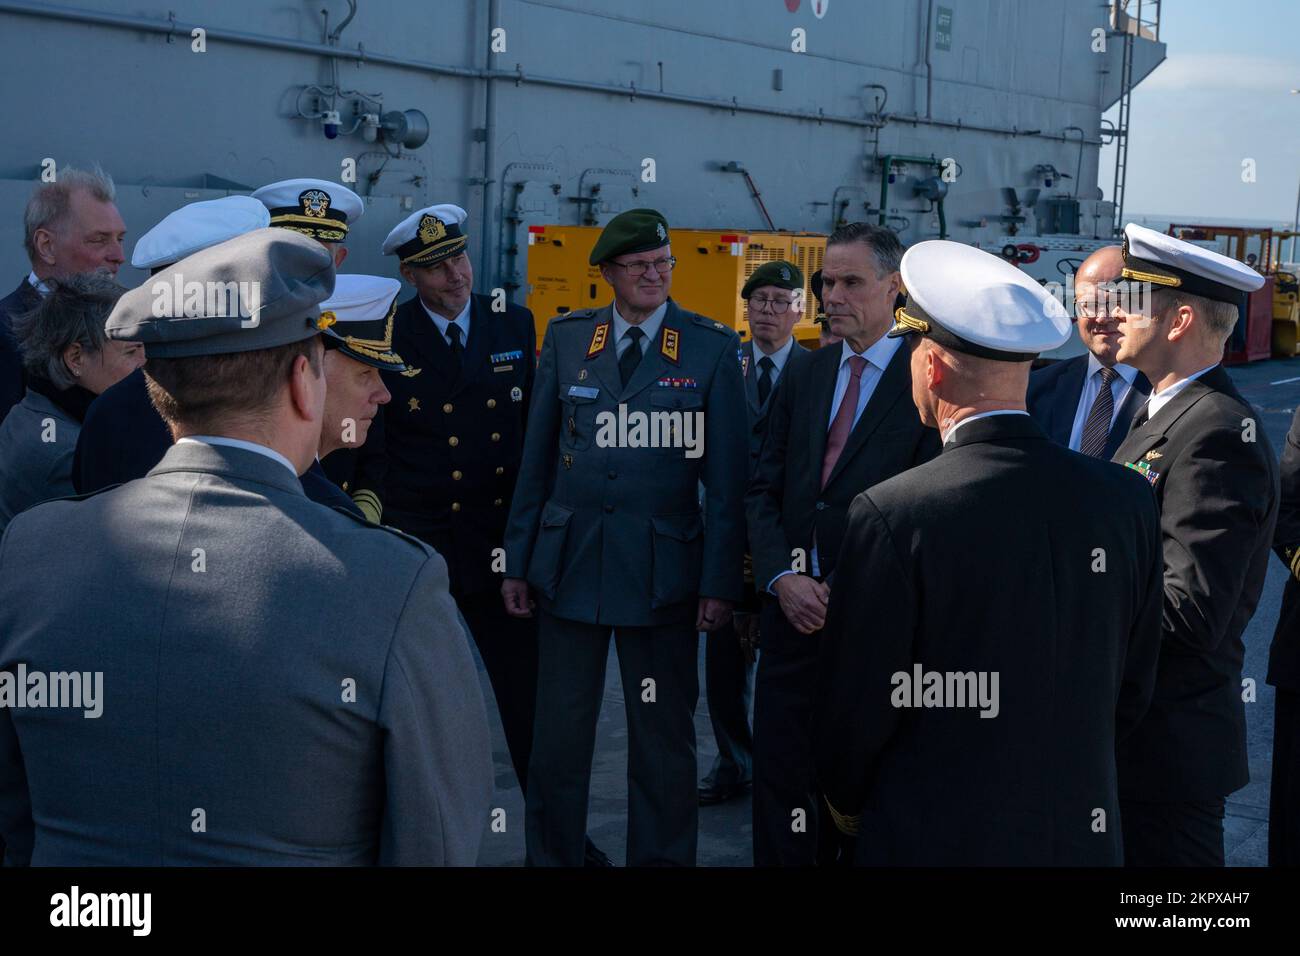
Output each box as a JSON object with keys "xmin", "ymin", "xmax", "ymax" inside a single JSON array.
[{"xmin": 821, "ymin": 356, "xmax": 867, "ymax": 488}]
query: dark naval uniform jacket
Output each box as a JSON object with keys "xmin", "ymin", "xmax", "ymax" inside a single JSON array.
[
  {"xmin": 0, "ymin": 441, "xmax": 492, "ymax": 865},
  {"xmin": 1027, "ymin": 354, "xmax": 1150, "ymax": 459},
  {"xmin": 1112, "ymin": 365, "xmax": 1279, "ymax": 803},
  {"xmin": 1270, "ymin": 406, "xmax": 1300, "ymax": 694},
  {"xmin": 0, "ymin": 277, "xmax": 39, "ymax": 423},
  {"xmin": 503, "ymin": 299, "xmax": 748, "ymax": 627},
  {"xmin": 382, "ymin": 293, "xmax": 536, "ymax": 597},
  {"xmin": 815, "ymin": 414, "xmax": 1164, "ymax": 865}
]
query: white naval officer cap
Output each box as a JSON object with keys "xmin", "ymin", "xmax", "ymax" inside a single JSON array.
[
  {"xmin": 251, "ymin": 178, "xmax": 364, "ymax": 243},
  {"xmin": 382, "ymin": 204, "xmax": 469, "ymax": 265},
  {"xmin": 317, "ymin": 274, "xmax": 408, "ymax": 373},
  {"xmin": 888, "ymin": 240, "xmax": 1071, "ymax": 360},
  {"xmin": 130, "ymin": 195, "xmax": 270, "ymax": 271},
  {"xmin": 1121, "ymin": 223, "xmax": 1265, "ymax": 307}
]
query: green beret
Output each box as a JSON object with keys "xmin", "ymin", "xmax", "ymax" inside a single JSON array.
[
  {"xmin": 589, "ymin": 208, "xmax": 670, "ymax": 265},
  {"xmin": 742, "ymin": 260, "xmax": 803, "ymax": 300}
]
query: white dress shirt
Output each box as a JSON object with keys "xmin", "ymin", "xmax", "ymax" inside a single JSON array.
[
  {"xmin": 421, "ymin": 297, "xmax": 472, "ymax": 347},
  {"xmin": 27, "ymin": 271, "xmax": 49, "ymax": 296},
  {"xmin": 753, "ymin": 335, "xmax": 796, "ymax": 383},
  {"xmin": 177, "ymin": 436, "xmax": 299, "ymax": 478},
  {"xmin": 826, "ymin": 333, "xmax": 903, "ymax": 431},
  {"xmin": 1066, "ymin": 355, "xmax": 1141, "ymax": 451},
  {"xmin": 1144, "ymin": 363, "xmax": 1218, "ymax": 422},
  {"xmin": 612, "ymin": 301, "xmax": 668, "ymax": 357},
  {"xmin": 943, "ymin": 409, "xmax": 1031, "ymax": 445}
]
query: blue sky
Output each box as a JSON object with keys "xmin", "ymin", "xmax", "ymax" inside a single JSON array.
[{"xmin": 1103, "ymin": 0, "xmax": 1300, "ymax": 224}]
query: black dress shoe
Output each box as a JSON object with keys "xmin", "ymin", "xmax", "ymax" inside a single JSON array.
[
  {"xmin": 697, "ymin": 779, "xmax": 752, "ymax": 806},
  {"xmin": 584, "ymin": 838, "xmax": 615, "ymax": 867}
]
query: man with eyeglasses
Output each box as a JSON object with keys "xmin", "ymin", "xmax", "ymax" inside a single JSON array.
[
  {"xmin": 699, "ymin": 260, "xmax": 811, "ymax": 808},
  {"xmin": 1027, "ymin": 246, "xmax": 1150, "ymax": 458},
  {"xmin": 503, "ymin": 207, "xmax": 748, "ymax": 866}
]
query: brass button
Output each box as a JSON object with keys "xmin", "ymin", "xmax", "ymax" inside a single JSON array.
[
  {"xmin": 448, "ymin": 436, "xmax": 459, "ymax": 447},
  {"xmin": 486, "ymin": 398, "xmax": 496, "ymax": 409},
  {"xmin": 451, "ymin": 502, "xmax": 461, "ymax": 512},
  {"xmin": 452, "ymin": 470, "xmax": 463, "ymax": 480},
  {"xmin": 491, "ymin": 432, "xmax": 501, "ymax": 442},
  {"xmin": 443, "ymin": 403, "xmax": 453, "ymax": 413},
  {"xmin": 495, "ymin": 466, "xmax": 504, "ymax": 475},
  {"xmin": 494, "ymin": 498, "xmax": 503, "ymax": 506}
]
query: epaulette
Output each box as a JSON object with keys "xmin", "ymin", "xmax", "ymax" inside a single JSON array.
[
  {"xmin": 331, "ymin": 506, "xmax": 433, "ymax": 555},
  {"xmin": 554, "ymin": 308, "xmax": 597, "ymax": 322},
  {"xmin": 690, "ymin": 314, "xmax": 737, "ymax": 336}
]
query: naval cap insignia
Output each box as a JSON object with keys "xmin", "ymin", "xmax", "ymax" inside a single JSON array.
[
  {"xmin": 300, "ymin": 189, "xmax": 330, "ymax": 219},
  {"xmin": 418, "ymin": 214, "xmax": 447, "ymax": 245}
]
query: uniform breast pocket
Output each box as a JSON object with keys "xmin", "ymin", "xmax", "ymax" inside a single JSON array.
[
  {"xmin": 647, "ymin": 390, "xmax": 705, "ymax": 458},
  {"xmin": 650, "ymin": 512, "xmax": 704, "ymax": 609},
  {"xmin": 559, "ymin": 386, "xmax": 601, "ymax": 450}
]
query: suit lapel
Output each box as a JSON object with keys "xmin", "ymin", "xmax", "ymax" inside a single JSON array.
[
  {"xmin": 1050, "ymin": 356, "xmax": 1088, "ymax": 445},
  {"xmin": 741, "ymin": 340, "xmax": 761, "ymax": 414},
  {"xmin": 1105, "ymin": 370, "xmax": 1152, "ymax": 458},
  {"xmin": 582, "ymin": 304, "xmax": 622, "ymax": 396},
  {"xmin": 824, "ymin": 339, "xmax": 910, "ymax": 488},
  {"xmin": 1113, "ymin": 369, "xmax": 1221, "ymax": 464},
  {"xmin": 808, "ymin": 344, "xmax": 842, "ymax": 477}
]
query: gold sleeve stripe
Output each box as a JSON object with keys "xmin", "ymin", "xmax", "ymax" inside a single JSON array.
[
  {"xmin": 1288, "ymin": 545, "xmax": 1300, "ymax": 581},
  {"xmin": 824, "ymin": 797, "xmax": 861, "ymax": 837},
  {"xmin": 352, "ymin": 489, "xmax": 382, "ymax": 524}
]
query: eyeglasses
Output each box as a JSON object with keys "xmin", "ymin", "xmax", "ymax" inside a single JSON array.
[
  {"xmin": 748, "ymin": 296, "xmax": 796, "ymax": 314},
  {"xmin": 609, "ymin": 256, "xmax": 676, "ymax": 277},
  {"xmin": 1076, "ymin": 290, "xmax": 1120, "ymax": 319}
]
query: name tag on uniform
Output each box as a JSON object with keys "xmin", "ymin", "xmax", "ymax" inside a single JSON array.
[
  {"xmin": 568, "ymin": 385, "xmax": 600, "ymax": 399},
  {"xmin": 494, "ymin": 364, "xmax": 515, "ymax": 372}
]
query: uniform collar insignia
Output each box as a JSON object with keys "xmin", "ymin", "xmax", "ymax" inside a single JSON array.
[
  {"xmin": 660, "ymin": 326, "xmax": 680, "ymax": 365},
  {"xmin": 587, "ymin": 320, "xmax": 610, "ymax": 359}
]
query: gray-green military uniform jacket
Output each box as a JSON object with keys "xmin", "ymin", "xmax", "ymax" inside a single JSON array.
[{"xmin": 504, "ymin": 299, "xmax": 748, "ymax": 627}]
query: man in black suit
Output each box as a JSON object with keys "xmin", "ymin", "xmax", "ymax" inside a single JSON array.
[
  {"xmin": 745, "ymin": 223, "xmax": 940, "ymax": 865},
  {"xmin": 2, "ymin": 167, "xmax": 126, "ymax": 423},
  {"xmin": 380, "ymin": 205, "xmax": 607, "ymax": 865},
  {"xmin": 1269, "ymin": 407, "xmax": 1300, "ymax": 866},
  {"xmin": 699, "ymin": 261, "xmax": 812, "ymax": 807},
  {"xmin": 1027, "ymin": 246, "xmax": 1150, "ymax": 458},
  {"xmin": 814, "ymin": 239, "xmax": 1163, "ymax": 865},
  {"xmin": 1111, "ymin": 223, "xmax": 1280, "ymax": 866}
]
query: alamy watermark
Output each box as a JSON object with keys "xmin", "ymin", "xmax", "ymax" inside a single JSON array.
[
  {"xmin": 891, "ymin": 663, "xmax": 999, "ymax": 718},
  {"xmin": 594, "ymin": 404, "xmax": 704, "ymax": 459},
  {"xmin": 151, "ymin": 274, "xmax": 263, "ymax": 329},
  {"xmin": 0, "ymin": 664, "xmax": 103, "ymax": 718}
]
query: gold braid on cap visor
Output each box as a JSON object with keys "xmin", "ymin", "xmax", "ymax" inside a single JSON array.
[{"xmin": 891, "ymin": 306, "xmax": 931, "ymax": 335}]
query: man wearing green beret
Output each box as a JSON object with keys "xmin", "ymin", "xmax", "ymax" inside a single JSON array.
[
  {"xmin": 699, "ymin": 260, "xmax": 811, "ymax": 808},
  {"xmin": 502, "ymin": 208, "xmax": 749, "ymax": 865}
]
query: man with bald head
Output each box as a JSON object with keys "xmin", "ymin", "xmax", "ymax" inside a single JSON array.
[{"xmin": 1027, "ymin": 245, "xmax": 1150, "ymax": 458}]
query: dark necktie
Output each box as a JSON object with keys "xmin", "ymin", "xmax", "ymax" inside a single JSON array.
[
  {"xmin": 757, "ymin": 355, "xmax": 775, "ymax": 405},
  {"xmin": 446, "ymin": 322, "xmax": 464, "ymax": 369},
  {"xmin": 619, "ymin": 326, "xmax": 645, "ymax": 387},
  {"xmin": 1078, "ymin": 366, "xmax": 1119, "ymax": 458}
]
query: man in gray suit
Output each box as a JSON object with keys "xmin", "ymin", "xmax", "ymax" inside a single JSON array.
[
  {"xmin": 502, "ymin": 208, "xmax": 749, "ymax": 866},
  {"xmin": 0, "ymin": 227, "xmax": 493, "ymax": 866},
  {"xmin": 699, "ymin": 260, "xmax": 811, "ymax": 806}
]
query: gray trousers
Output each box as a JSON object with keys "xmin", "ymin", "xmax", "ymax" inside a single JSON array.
[{"xmin": 525, "ymin": 612, "xmax": 699, "ymax": 866}]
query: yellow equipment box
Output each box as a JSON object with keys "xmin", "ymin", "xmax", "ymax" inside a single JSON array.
[{"xmin": 525, "ymin": 225, "xmax": 827, "ymax": 348}]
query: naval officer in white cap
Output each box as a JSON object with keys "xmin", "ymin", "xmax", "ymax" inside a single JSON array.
[
  {"xmin": 813, "ymin": 240, "xmax": 1164, "ymax": 865},
  {"xmin": 1110, "ymin": 223, "xmax": 1279, "ymax": 867},
  {"xmin": 251, "ymin": 178, "xmax": 364, "ymax": 268},
  {"xmin": 74, "ymin": 195, "xmax": 271, "ymax": 494}
]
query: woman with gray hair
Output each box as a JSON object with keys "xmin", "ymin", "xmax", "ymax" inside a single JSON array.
[{"xmin": 0, "ymin": 272, "xmax": 140, "ymax": 530}]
